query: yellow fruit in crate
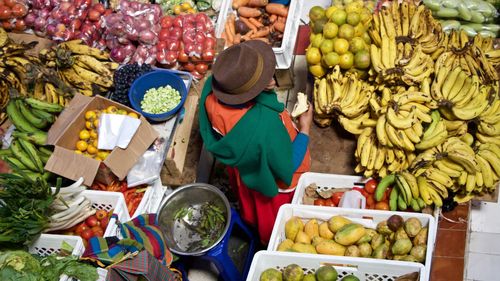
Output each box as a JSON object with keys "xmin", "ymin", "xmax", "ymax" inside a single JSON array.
[
  {"xmin": 306, "ymin": 47, "xmax": 322, "ymax": 65},
  {"xmin": 309, "ymin": 6, "xmax": 326, "ymax": 22},
  {"xmin": 87, "ymin": 145, "xmax": 98, "ymax": 155},
  {"xmin": 345, "ymin": 2, "xmax": 362, "ymax": 13},
  {"xmin": 334, "ymin": 38, "xmax": 350, "ymax": 54},
  {"xmin": 320, "ymin": 39, "xmax": 335, "ymax": 54},
  {"xmin": 76, "ymin": 141, "xmax": 88, "ymax": 152},
  {"xmin": 346, "ymin": 12, "xmax": 360, "ymax": 26},
  {"xmin": 339, "ymin": 52, "xmax": 354, "ymax": 69},
  {"xmin": 79, "ymin": 129, "xmax": 90, "ymax": 140},
  {"xmin": 74, "ymin": 150, "xmax": 83, "ymax": 155},
  {"xmin": 339, "ymin": 24, "xmax": 354, "ymax": 40},
  {"xmin": 325, "ymin": 6, "xmax": 339, "ymax": 20},
  {"xmin": 323, "ymin": 52, "xmax": 340, "ymax": 67},
  {"xmin": 323, "ymin": 22, "xmax": 339, "ymax": 39},
  {"xmin": 309, "ymin": 64, "xmax": 327, "ymax": 77},
  {"xmin": 106, "ymin": 106, "xmax": 118, "ymax": 114},
  {"xmin": 85, "ymin": 111, "xmax": 97, "ymax": 121},
  {"xmin": 312, "ymin": 18, "xmax": 328, "ymax": 34},
  {"xmin": 116, "ymin": 109, "xmax": 127, "ymax": 115},
  {"xmin": 93, "ymin": 119, "xmax": 99, "ymax": 128},
  {"xmin": 331, "ymin": 9, "xmax": 347, "ymax": 26},
  {"xmin": 90, "ymin": 130, "xmax": 98, "ymax": 139},
  {"xmin": 128, "ymin": 112, "xmax": 139, "ymax": 119},
  {"xmin": 85, "ymin": 121, "xmax": 95, "ymax": 130},
  {"xmin": 181, "ymin": 2, "xmax": 192, "ymax": 11}
]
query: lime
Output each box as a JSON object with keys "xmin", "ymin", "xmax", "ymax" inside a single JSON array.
[
  {"xmin": 320, "ymin": 39, "xmax": 335, "ymax": 54},
  {"xmin": 309, "ymin": 6, "xmax": 326, "ymax": 22},
  {"xmin": 354, "ymin": 49, "xmax": 371, "ymax": 69},
  {"xmin": 323, "ymin": 52, "xmax": 340, "ymax": 67},
  {"xmin": 309, "ymin": 64, "xmax": 327, "ymax": 77},
  {"xmin": 303, "ymin": 273, "xmax": 317, "ymax": 281},
  {"xmin": 323, "ymin": 22, "xmax": 339, "ymax": 39},
  {"xmin": 346, "ymin": 12, "xmax": 360, "ymax": 26},
  {"xmin": 325, "ymin": 6, "xmax": 339, "ymax": 20},
  {"xmin": 338, "ymin": 24, "xmax": 354, "ymax": 40},
  {"xmin": 331, "ymin": 9, "xmax": 347, "ymax": 26},
  {"xmin": 333, "ymin": 38, "xmax": 349, "ymax": 54},
  {"xmin": 349, "ymin": 37, "xmax": 366, "ymax": 53},
  {"xmin": 259, "ymin": 268, "xmax": 282, "ymax": 281},
  {"xmin": 316, "ymin": 265, "xmax": 338, "ymax": 281},
  {"xmin": 339, "ymin": 52, "xmax": 354, "ymax": 69},
  {"xmin": 345, "ymin": 2, "xmax": 362, "ymax": 13},
  {"xmin": 312, "ymin": 18, "xmax": 328, "ymax": 34},
  {"xmin": 306, "ymin": 47, "xmax": 322, "ymax": 65},
  {"xmin": 341, "ymin": 275, "xmax": 360, "ymax": 281}
]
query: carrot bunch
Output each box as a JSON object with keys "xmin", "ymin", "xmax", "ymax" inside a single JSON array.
[{"xmin": 222, "ymin": 0, "xmax": 289, "ymax": 47}]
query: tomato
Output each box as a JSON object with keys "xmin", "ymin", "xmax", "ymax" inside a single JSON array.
[
  {"xmin": 81, "ymin": 229, "xmax": 94, "ymax": 240},
  {"xmin": 85, "ymin": 215, "xmax": 99, "ymax": 227},
  {"xmin": 183, "ymin": 62, "xmax": 195, "ymax": 72},
  {"xmin": 201, "ymin": 49, "xmax": 214, "ymax": 62},
  {"xmin": 160, "ymin": 16, "xmax": 173, "ymax": 29},
  {"xmin": 91, "ymin": 226, "xmax": 104, "ymax": 237},
  {"xmin": 93, "ymin": 3, "xmax": 105, "ymax": 14},
  {"xmin": 75, "ymin": 223, "xmax": 88, "ymax": 235},
  {"xmin": 375, "ymin": 202, "xmax": 390, "ymax": 211},
  {"xmin": 331, "ymin": 192, "xmax": 344, "ymax": 206},
  {"xmin": 324, "ymin": 198, "xmax": 336, "ymax": 207},
  {"xmin": 0, "ymin": 5, "xmax": 12, "ymax": 20},
  {"xmin": 195, "ymin": 63, "xmax": 208, "ymax": 74},
  {"xmin": 364, "ymin": 179, "xmax": 377, "ymax": 194},
  {"xmin": 11, "ymin": 3, "xmax": 26, "ymax": 18},
  {"xmin": 158, "ymin": 29, "xmax": 169, "ymax": 42},
  {"xmin": 314, "ymin": 198, "xmax": 326, "ymax": 206},
  {"xmin": 100, "ymin": 216, "xmax": 109, "ymax": 229},
  {"xmin": 96, "ymin": 210, "xmax": 107, "ymax": 220},
  {"xmin": 366, "ymin": 195, "xmax": 375, "ymax": 207},
  {"xmin": 383, "ymin": 187, "xmax": 392, "ymax": 202},
  {"xmin": 178, "ymin": 51, "xmax": 189, "ymax": 63},
  {"xmin": 14, "ymin": 18, "xmax": 25, "ymax": 31},
  {"xmin": 88, "ymin": 9, "xmax": 101, "ymax": 22},
  {"xmin": 3, "ymin": 0, "xmax": 15, "ymax": 8},
  {"xmin": 361, "ymin": 189, "xmax": 370, "ymax": 198}
]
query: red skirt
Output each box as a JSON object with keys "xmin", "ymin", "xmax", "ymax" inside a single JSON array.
[{"xmin": 227, "ymin": 167, "xmax": 295, "ymax": 245}]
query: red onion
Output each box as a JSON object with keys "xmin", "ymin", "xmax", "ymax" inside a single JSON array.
[
  {"xmin": 34, "ymin": 17, "xmax": 47, "ymax": 31},
  {"xmin": 195, "ymin": 32, "xmax": 206, "ymax": 44},
  {"xmin": 117, "ymin": 37, "xmax": 131, "ymax": 45},
  {"xmin": 24, "ymin": 13, "xmax": 36, "ymax": 26},
  {"xmin": 139, "ymin": 30, "xmax": 157, "ymax": 45},
  {"xmin": 135, "ymin": 20, "xmax": 151, "ymax": 31},
  {"xmin": 39, "ymin": 8, "xmax": 51, "ymax": 19},
  {"xmin": 123, "ymin": 44, "xmax": 136, "ymax": 56},
  {"xmin": 110, "ymin": 47, "xmax": 126, "ymax": 63}
]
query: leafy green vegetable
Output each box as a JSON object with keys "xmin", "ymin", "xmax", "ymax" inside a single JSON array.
[
  {"xmin": 40, "ymin": 255, "xmax": 98, "ymax": 281},
  {"xmin": 0, "ymin": 251, "xmax": 43, "ymax": 281}
]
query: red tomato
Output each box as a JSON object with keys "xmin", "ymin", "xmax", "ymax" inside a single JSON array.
[
  {"xmin": 375, "ymin": 202, "xmax": 390, "ymax": 211},
  {"xmin": 88, "ymin": 9, "xmax": 101, "ymax": 22},
  {"xmin": 96, "ymin": 210, "xmax": 107, "ymax": 220},
  {"xmin": 81, "ymin": 229, "xmax": 94, "ymax": 240},
  {"xmin": 324, "ymin": 198, "xmax": 336, "ymax": 207},
  {"xmin": 364, "ymin": 179, "xmax": 377, "ymax": 194},
  {"xmin": 92, "ymin": 3, "xmax": 105, "ymax": 14},
  {"xmin": 11, "ymin": 3, "xmax": 26, "ymax": 18},
  {"xmin": 177, "ymin": 51, "xmax": 189, "ymax": 63},
  {"xmin": 160, "ymin": 16, "xmax": 173, "ymax": 29},
  {"xmin": 366, "ymin": 195, "xmax": 375, "ymax": 207},
  {"xmin": 383, "ymin": 187, "xmax": 392, "ymax": 202},
  {"xmin": 352, "ymin": 187, "xmax": 364, "ymax": 194},
  {"xmin": 331, "ymin": 192, "xmax": 344, "ymax": 206},
  {"xmin": 91, "ymin": 226, "xmax": 104, "ymax": 237},
  {"xmin": 195, "ymin": 63, "xmax": 208, "ymax": 74},
  {"xmin": 2, "ymin": 20, "xmax": 12, "ymax": 30},
  {"xmin": 0, "ymin": 6, "xmax": 12, "ymax": 20},
  {"xmin": 3, "ymin": 0, "xmax": 15, "ymax": 8},
  {"xmin": 100, "ymin": 216, "xmax": 109, "ymax": 229},
  {"xmin": 158, "ymin": 29, "xmax": 169, "ymax": 42},
  {"xmin": 183, "ymin": 62, "xmax": 195, "ymax": 72},
  {"xmin": 361, "ymin": 189, "xmax": 370, "ymax": 198},
  {"xmin": 201, "ymin": 49, "xmax": 214, "ymax": 62},
  {"xmin": 314, "ymin": 198, "xmax": 326, "ymax": 206},
  {"xmin": 14, "ymin": 18, "xmax": 25, "ymax": 31},
  {"xmin": 85, "ymin": 215, "xmax": 99, "ymax": 227},
  {"xmin": 75, "ymin": 223, "xmax": 88, "ymax": 235}
]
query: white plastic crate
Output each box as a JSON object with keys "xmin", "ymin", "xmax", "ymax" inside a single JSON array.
[
  {"xmin": 215, "ymin": 0, "xmax": 304, "ymax": 69},
  {"xmin": 81, "ymin": 190, "xmax": 130, "ymax": 238},
  {"xmin": 28, "ymin": 234, "xmax": 85, "ymax": 281},
  {"xmin": 131, "ymin": 179, "xmax": 166, "ymax": 218},
  {"xmin": 247, "ymin": 250, "xmax": 425, "ymax": 281},
  {"xmin": 268, "ymin": 204, "xmax": 437, "ymax": 281}
]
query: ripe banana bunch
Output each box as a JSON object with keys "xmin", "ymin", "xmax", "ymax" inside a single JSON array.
[
  {"xmin": 0, "ymin": 98, "xmax": 63, "ymax": 181},
  {"xmin": 312, "ymin": 77, "xmax": 334, "ymax": 128},
  {"xmin": 476, "ymin": 94, "xmax": 500, "ymax": 140},
  {"xmin": 369, "ymin": 1, "xmax": 445, "ymax": 58},
  {"xmin": 39, "ymin": 40, "xmax": 117, "ymax": 99},
  {"xmin": 415, "ymin": 111, "xmax": 448, "ymax": 150}
]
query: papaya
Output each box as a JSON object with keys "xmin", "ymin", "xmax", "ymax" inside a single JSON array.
[
  {"xmin": 285, "ymin": 216, "xmax": 304, "ymax": 241},
  {"xmin": 328, "ymin": 216, "xmax": 352, "ymax": 233},
  {"xmin": 277, "ymin": 239, "xmax": 294, "ymax": 251},
  {"xmin": 291, "ymin": 242, "xmax": 317, "ymax": 254},
  {"xmin": 334, "ymin": 223, "xmax": 366, "ymax": 246},
  {"xmin": 295, "ymin": 230, "xmax": 312, "ymax": 244},
  {"xmin": 315, "ymin": 240, "xmax": 346, "ymax": 256},
  {"xmin": 304, "ymin": 219, "xmax": 320, "ymax": 238},
  {"xmin": 319, "ymin": 222, "xmax": 334, "ymax": 239}
]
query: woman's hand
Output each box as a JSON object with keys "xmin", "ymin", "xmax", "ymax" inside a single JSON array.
[{"xmin": 298, "ymin": 102, "xmax": 313, "ymax": 136}]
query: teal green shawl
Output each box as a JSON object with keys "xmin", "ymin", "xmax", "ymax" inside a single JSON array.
[{"xmin": 198, "ymin": 76, "xmax": 293, "ymax": 197}]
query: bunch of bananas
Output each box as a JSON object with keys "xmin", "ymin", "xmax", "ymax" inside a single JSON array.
[
  {"xmin": 0, "ymin": 98, "xmax": 63, "ymax": 181},
  {"xmin": 476, "ymin": 99, "xmax": 500, "ymax": 145},
  {"xmin": 38, "ymin": 40, "xmax": 117, "ymax": 103}
]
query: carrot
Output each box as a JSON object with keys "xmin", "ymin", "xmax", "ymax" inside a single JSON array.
[
  {"xmin": 269, "ymin": 14, "xmax": 277, "ymax": 23},
  {"xmin": 251, "ymin": 27, "xmax": 270, "ymax": 38},
  {"xmin": 250, "ymin": 37, "xmax": 270, "ymax": 44},
  {"xmin": 277, "ymin": 16, "xmax": 286, "ymax": 23},
  {"xmin": 265, "ymin": 3, "xmax": 288, "ymax": 17},
  {"xmin": 241, "ymin": 30, "xmax": 254, "ymax": 41},
  {"xmin": 225, "ymin": 22, "xmax": 234, "ymax": 45},
  {"xmin": 247, "ymin": 0, "xmax": 268, "ymax": 7},
  {"xmin": 228, "ymin": 14, "xmax": 236, "ymax": 36},
  {"xmin": 274, "ymin": 21, "xmax": 285, "ymax": 33},
  {"xmin": 239, "ymin": 16, "xmax": 258, "ymax": 33},
  {"xmin": 237, "ymin": 6, "xmax": 262, "ymax": 18},
  {"xmin": 234, "ymin": 34, "xmax": 242, "ymax": 44},
  {"xmin": 248, "ymin": 17, "xmax": 264, "ymax": 28},
  {"xmin": 232, "ymin": 0, "xmax": 250, "ymax": 9}
]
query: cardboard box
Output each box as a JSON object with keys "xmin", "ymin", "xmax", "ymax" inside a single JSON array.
[{"xmin": 45, "ymin": 94, "xmax": 158, "ymax": 186}]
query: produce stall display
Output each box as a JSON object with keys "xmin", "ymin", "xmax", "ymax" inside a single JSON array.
[{"xmin": 0, "ymin": 0, "xmax": 498, "ymax": 280}]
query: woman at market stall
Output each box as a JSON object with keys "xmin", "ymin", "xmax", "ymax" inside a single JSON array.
[{"xmin": 198, "ymin": 40, "xmax": 312, "ymax": 244}]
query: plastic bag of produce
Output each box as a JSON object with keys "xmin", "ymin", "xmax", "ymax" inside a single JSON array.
[
  {"xmin": 0, "ymin": 0, "xmax": 28, "ymax": 31},
  {"xmin": 131, "ymin": 44, "xmax": 157, "ymax": 65}
]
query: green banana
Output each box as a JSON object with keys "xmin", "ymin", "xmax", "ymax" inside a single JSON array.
[
  {"xmin": 38, "ymin": 146, "xmax": 53, "ymax": 157},
  {"xmin": 398, "ymin": 194, "xmax": 408, "ymax": 210},
  {"xmin": 6, "ymin": 101, "xmax": 42, "ymax": 133},
  {"xmin": 375, "ymin": 174, "xmax": 396, "ymax": 201},
  {"xmin": 1, "ymin": 156, "xmax": 27, "ymax": 170},
  {"xmin": 410, "ymin": 199, "xmax": 421, "ymax": 212},
  {"xmin": 417, "ymin": 198, "xmax": 426, "ymax": 209},
  {"xmin": 0, "ymin": 149, "xmax": 12, "ymax": 157},
  {"xmin": 16, "ymin": 99, "xmax": 48, "ymax": 129},
  {"xmin": 38, "ymin": 153, "xmax": 49, "ymax": 164},
  {"xmin": 10, "ymin": 140, "xmax": 38, "ymax": 171},
  {"xmin": 389, "ymin": 187, "xmax": 399, "ymax": 211},
  {"xmin": 24, "ymin": 98, "xmax": 64, "ymax": 113},
  {"xmin": 11, "ymin": 131, "xmax": 48, "ymax": 146},
  {"xmin": 31, "ymin": 108, "xmax": 56, "ymax": 124},
  {"xmin": 17, "ymin": 139, "xmax": 45, "ymax": 172},
  {"xmin": 395, "ymin": 174, "xmax": 413, "ymax": 205}
]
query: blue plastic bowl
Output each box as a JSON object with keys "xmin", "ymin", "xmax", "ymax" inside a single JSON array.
[
  {"xmin": 128, "ymin": 70, "xmax": 188, "ymax": 122},
  {"xmin": 269, "ymin": 0, "xmax": 290, "ymax": 5}
]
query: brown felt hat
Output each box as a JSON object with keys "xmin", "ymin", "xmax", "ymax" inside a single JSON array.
[{"xmin": 212, "ymin": 40, "xmax": 276, "ymax": 105}]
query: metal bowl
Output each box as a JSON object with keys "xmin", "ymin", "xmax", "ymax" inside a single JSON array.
[{"xmin": 157, "ymin": 183, "xmax": 231, "ymax": 256}]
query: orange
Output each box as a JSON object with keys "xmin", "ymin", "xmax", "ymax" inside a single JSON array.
[
  {"xmin": 173, "ymin": 5, "xmax": 182, "ymax": 15},
  {"xmin": 90, "ymin": 130, "xmax": 98, "ymax": 139},
  {"xmin": 92, "ymin": 139, "xmax": 99, "ymax": 148},
  {"xmin": 85, "ymin": 121, "xmax": 95, "ymax": 130},
  {"xmin": 128, "ymin": 112, "xmax": 139, "ymax": 119},
  {"xmin": 93, "ymin": 119, "xmax": 99, "ymax": 128},
  {"xmin": 181, "ymin": 2, "xmax": 192, "ymax": 11},
  {"xmin": 97, "ymin": 151, "xmax": 110, "ymax": 160},
  {"xmin": 94, "ymin": 156, "xmax": 103, "ymax": 161},
  {"xmin": 76, "ymin": 141, "xmax": 88, "ymax": 152},
  {"xmin": 79, "ymin": 129, "xmax": 90, "ymax": 140},
  {"xmin": 74, "ymin": 150, "xmax": 82, "ymax": 155},
  {"xmin": 106, "ymin": 106, "xmax": 118, "ymax": 114},
  {"xmin": 87, "ymin": 145, "xmax": 98, "ymax": 155},
  {"xmin": 85, "ymin": 111, "xmax": 97, "ymax": 121}
]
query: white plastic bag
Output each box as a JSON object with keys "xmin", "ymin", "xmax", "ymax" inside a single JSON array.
[{"xmin": 339, "ymin": 190, "xmax": 366, "ymax": 209}]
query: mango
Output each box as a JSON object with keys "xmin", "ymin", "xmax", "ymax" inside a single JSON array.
[
  {"xmin": 394, "ymin": 227, "xmax": 409, "ymax": 240},
  {"xmin": 295, "ymin": 231, "xmax": 312, "ymax": 244},
  {"xmin": 371, "ymin": 233, "xmax": 385, "ymax": 249},
  {"xmin": 357, "ymin": 229, "xmax": 377, "ymax": 244},
  {"xmin": 410, "ymin": 244, "xmax": 427, "ymax": 263},
  {"xmin": 334, "ymin": 223, "xmax": 366, "ymax": 246},
  {"xmin": 283, "ymin": 264, "xmax": 304, "ymax": 281},
  {"xmin": 413, "ymin": 227, "xmax": 428, "ymax": 246},
  {"xmin": 260, "ymin": 268, "xmax": 283, "ymax": 281},
  {"xmin": 328, "ymin": 216, "xmax": 352, "ymax": 233},
  {"xmin": 319, "ymin": 222, "xmax": 334, "ymax": 239},
  {"xmin": 304, "ymin": 219, "xmax": 320, "ymax": 238},
  {"xmin": 316, "ymin": 240, "xmax": 346, "ymax": 256},
  {"xmin": 376, "ymin": 221, "xmax": 393, "ymax": 235},
  {"xmin": 392, "ymin": 238, "xmax": 412, "ymax": 255},
  {"xmin": 277, "ymin": 239, "xmax": 295, "ymax": 251},
  {"xmin": 285, "ymin": 217, "xmax": 304, "ymax": 241},
  {"xmin": 404, "ymin": 217, "xmax": 422, "ymax": 238},
  {"xmin": 372, "ymin": 244, "xmax": 389, "ymax": 259},
  {"xmin": 291, "ymin": 243, "xmax": 317, "ymax": 254}
]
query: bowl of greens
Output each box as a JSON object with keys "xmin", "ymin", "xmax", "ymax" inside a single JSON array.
[
  {"xmin": 157, "ymin": 183, "xmax": 231, "ymax": 256},
  {"xmin": 128, "ymin": 70, "xmax": 188, "ymax": 122}
]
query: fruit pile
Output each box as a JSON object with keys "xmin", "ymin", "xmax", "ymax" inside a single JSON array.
[
  {"xmin": 312, "ymin": 0, "xmax": 500, "ymax": 205},
  {"xmin": 306, "ymin": 0, "xmax": 375, "ymax": 77},
  {"xmin": 74, "ymin": 106, "xmax": 139, "ymax": 160},
  {"xmin": 277, "ymin": 215, "xmax": 429, "ymax": 263},
  {"xmin": 260, "ymin": 264, "xmax": 360, "ymax": 281},
  {"xmin": 63, "ymin": 209, "xmax": 111, "ymax": 246},
  {"xmin": 0, "ymin": 98, "xmax": 63, "ymax": 180},
  {"xmin": 110, "ymin": 63, "xmax": 153, "ymax": 107}
]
